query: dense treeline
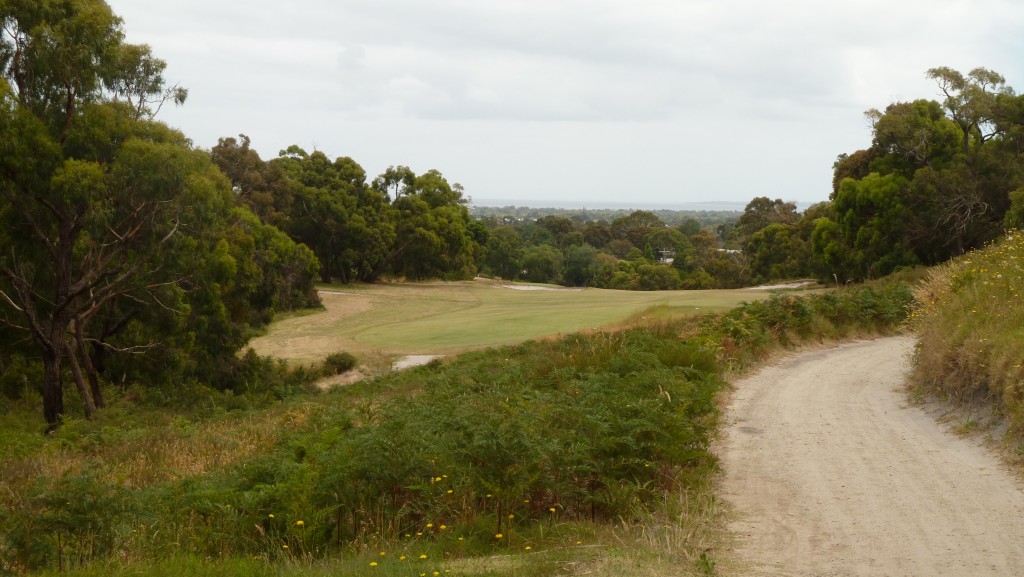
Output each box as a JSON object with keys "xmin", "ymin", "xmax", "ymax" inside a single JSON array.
[
  {"xmin": 475, "ymin": 209, "xmax": 751, "ymax": 289},
  {"xmin": 469, "ymin": 205, "xmax": 742, "ymax": 228},
  {"xmin": 209, "ymin": 137, "xmax": 485, "ymax": 284},
  {"xmin": 697, "ymin": 67, "xmax": 1024, "ymax": 286},
  {"xmin": 5, "ymin": 0, "xmax": 1024, "ymax": 433},
  {"xmin": 815, "ymin": 67, "xmax": 1024, "ymax": 280}
]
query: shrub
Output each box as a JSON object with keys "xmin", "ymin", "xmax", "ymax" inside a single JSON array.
[{"xmin": 322, "ymin": 352, "xmax": 357, "ymax": 375}]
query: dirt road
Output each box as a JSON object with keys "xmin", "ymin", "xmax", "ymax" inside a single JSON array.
[{"xmin": 719, "ymin": 337, "xmax": 1024, "ymax": 576}]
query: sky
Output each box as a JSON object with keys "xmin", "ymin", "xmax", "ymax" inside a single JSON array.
[{"xmin": 105, "ymin": 0, "xmax": 1024, "ymax": 208}]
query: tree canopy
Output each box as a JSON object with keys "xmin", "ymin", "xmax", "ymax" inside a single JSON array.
[{"xmin": 0, "ymin": 0, "xmax": 318, "ymax": 428}]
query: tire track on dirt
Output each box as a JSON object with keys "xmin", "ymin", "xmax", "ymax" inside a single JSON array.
[{"xmin": 719, "ymin": 337, "xmax": 1024, "ymax": 576}]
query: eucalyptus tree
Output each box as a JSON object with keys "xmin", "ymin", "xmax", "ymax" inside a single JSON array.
[
  {"xmin": 273, "ymin": 147, "xmax": 395, "ymax": 283},
  {"xmin": 0, "ymin": 0, "xmax": 317, "ymax": 427},
  {"xmin": 814, "ymin": 66, "xmax": 1024, "ymax": 281}
]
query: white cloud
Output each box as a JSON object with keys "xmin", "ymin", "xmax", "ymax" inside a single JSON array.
[{"xmin": 109, "ymin": 0, "xmax": 1024, "ymax": 204}]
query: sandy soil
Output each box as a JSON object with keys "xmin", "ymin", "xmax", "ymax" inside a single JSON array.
[
  {"xmin": 391, "ymin": 354, "xmax": 444, "ymax": 370},
  {"xmin": 745, "ymin": 280, "xmax": 818, "ymax": 291},
  {"xmin": 719, "ymin": 337, "xmax": 1024, "ymax": 576}
]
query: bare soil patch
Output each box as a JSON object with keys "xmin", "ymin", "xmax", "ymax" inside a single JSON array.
[{"xmin": 719, "ymin": 337, "xmax": 1024, "ymax": 576}]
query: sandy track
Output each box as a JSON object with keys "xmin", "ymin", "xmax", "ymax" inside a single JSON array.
[{"xmin": 719, "ymin": 337, "xmax": 1024, "ymax": 576}]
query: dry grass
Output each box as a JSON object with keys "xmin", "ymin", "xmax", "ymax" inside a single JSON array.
[
  {"xmin": 910, "ymin": 231, "xmax": 1024, "ymax": 459},
  {"xmin": 0, "ymin": 402, "xmax": 326, "ymax": 494}
]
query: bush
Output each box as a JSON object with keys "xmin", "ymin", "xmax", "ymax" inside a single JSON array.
[{"xmin": 322, "ymin": 352, "xmax": 357, "ymax": 375}]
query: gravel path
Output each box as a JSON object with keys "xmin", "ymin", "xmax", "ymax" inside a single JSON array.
[{"xmin": 719, "ymin": 337, "xmax": 1024, "ymax": 576}]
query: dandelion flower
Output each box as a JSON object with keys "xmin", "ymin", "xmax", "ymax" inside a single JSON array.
[
  {"xmin": 400, "ymin": 555, "xmax": 407, "ymax": 561},
  {"xmin": 282, "ymin": 545, "xmax": 289, "ymax": 549},
  {"xmin": 446, "ymin": 489, "xmax": 454, "ymax": 494},
  {"xmin": 439, "ymin": 524, "xmax": 447, "ymax": 530},
  {"xmin": 268, "ymin": 514, "xmax": 275, "ymax": 519},
  {"xmin": 370, "ymin": 561, "xmax": 378, "ymax": 567},
  {"xmin": 549, "ymin": 507, "xmax": 556, "ymax": 513},
  {"xmin": 426, "ymin": 523, "xmax": 434, "ymax": 528},
  {"xmin": 295, "ymin": 520, "xmax": 304, "ymax": 527},
  {"xmin": 379, "ymin": 551, "xmax": 386, "ymax": 557},
  {"xmin": 525, "ymin": 546, "xmax": 532, "ymax": 551},
  {"xmin": 495, "ymin": 533, "xmax": 503, "ymax": 539},
  {"xmin": 420, "ymin": 554, "xmax": 428, "ymax": 559},
  {"xmin": 508, "ymin": 514, "xmax": 515, "ymax": 519}
]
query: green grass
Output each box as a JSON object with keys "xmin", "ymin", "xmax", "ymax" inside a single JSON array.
[{"xmin": 249, "ymin": 278, "xmax": 787, "ymax": 363}]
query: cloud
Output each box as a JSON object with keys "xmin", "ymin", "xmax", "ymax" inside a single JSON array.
[{"xmin": 108, "ymin": 0, "xmax": 1024, "ymax": 204}]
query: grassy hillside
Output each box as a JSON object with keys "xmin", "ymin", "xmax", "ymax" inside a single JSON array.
[
  {"xmin": 911, "ymin": 232, "xmax": 1024, "ymax": 454},
  {"xmin": 0, "ymin": 282, "xmax": 911, "ymax": 576}
]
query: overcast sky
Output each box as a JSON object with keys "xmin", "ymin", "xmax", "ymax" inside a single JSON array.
[{"xmin": 106, "ymin": 0, "xmax": 1024, "ymax": 208}]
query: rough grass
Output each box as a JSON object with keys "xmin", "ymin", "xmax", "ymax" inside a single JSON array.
[
  {"xmin": 247, "ymin": 278, "xmax": 788, "ymax": 364},
  {"xmin": 1, "ymin": 281, "xmax": 911, "ymax": 577},
  {"xmin": 910, "ymin": 231, "xmax": 1024, "ymax": 457}
]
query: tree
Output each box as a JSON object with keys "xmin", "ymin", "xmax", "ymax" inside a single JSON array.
[
  {"xmin": 484, "ymin": 226, "xmax": 524, "ymax": 280},
  {"xmin": 813, "ymin": 173, "xmax": 918, "ymax": 280},
  {"xmin": 521, "ymin": 245, "xmax": 563, "ymax": 283},
  {"xmin": 562, "ymin": 244, "xmax": 599, "ymax": 286},
  {"xmin": 371, "ymin": 165, "xmax": 415, "ymax": 201},
  {"xmin": 211, "ymin": 134, "xmax": 293, "ymax": 227},
  {"xmin": 274, "ymin": 147, "xmax": 395, "ymax": 283},
  {"xmin": 536, "ymin": 215, "xmax": 575, "ymax": 247},
  {"xmin": 0, "ymin": 1, "xmax": 317, "ymax": 428},
  {"xmin": 819, "ymin": 67, "xmax": 1024, "ymax": 280},
  {"xmin": 582, "ymin": 221, "xmax": 612, "ymax": 249},
  {"xmin": 384, "ymin": 168, "xmax": 480, "ymax": 280},
  {"xmin": 609, "ymin": 210, "xmax": 665, "ymax": 248},
  {"xmin": 927, "ymin": 66, "xmax": 1013, "ymax": 156},
  {"xmin": 744, "ymin": 223, "xmax": 810, "ymax": 283},
  {"xmin": 734, "ymin": 197, "xmax": 798, "ymax": 241},
  {"xmin": 645, "ymin": 227, "xmax": 692, "ymax": 264}
]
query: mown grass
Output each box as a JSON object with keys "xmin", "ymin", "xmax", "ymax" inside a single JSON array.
[
  {"xmin": 247, "ymin": 279, "xmax": 788, "ymax": 363},
  {"xmin": 0, "ymin": 282, "xmax": 911, "ymax": 576},
  {"xmin": 910, "ymin": 231, "xmax": 1024, "ymax": 456}
]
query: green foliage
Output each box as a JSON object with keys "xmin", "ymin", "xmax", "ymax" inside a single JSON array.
[
  {"xmin": 0, "ymin": 280, "xmax": 913, "ymax": 574},
  {"xmin": 816, "ymin": 67, "xmax": 1024, "ymax": 281},
  {"xmin": 0, "ymin": 2, "xmax": 321, "ymax": 428},
  {"xmin": 482, "ymin": 226, "xmax": 524, "ymax": 280},
  {"xmin": 708, "ymin": 283, "xmax": 913, "ymax": 369},
  {"xmin": 521, "ymin": 244, "xmax": 563, "ymax": 283},
  {"xmin": 1006, "ymin": 188, "xmax": 1024, "ymax": 229},
  {"xmin": 322, "ymin": 352, "xmax": 357, "ymax": 375},
  {"xmin": 744, "ymin": 223, "xmax": 810, "ymax": 283}
]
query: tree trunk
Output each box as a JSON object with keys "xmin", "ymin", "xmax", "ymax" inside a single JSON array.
[
  {"xmin": 41, "ymin": 350, "xmax": 65, "ymax": 431},
  {"xmin": 75, "ymin": 321, "xmax": 105, "ymax": 408},
  {"xmin": 65, "ymin": 340, "xmax": 95, "ymax": 419}
]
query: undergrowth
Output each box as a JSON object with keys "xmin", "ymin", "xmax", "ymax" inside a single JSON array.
[
  {"xmin": 0, "ymin": 283, "xmax": 911, "ymax": 576},
  {"xmin": 910, "ymin": 231, "xmax": 1024, "ymax": 455}
]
